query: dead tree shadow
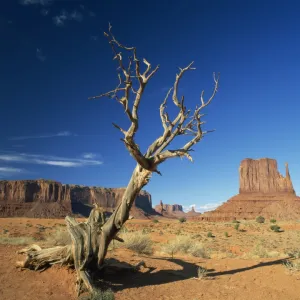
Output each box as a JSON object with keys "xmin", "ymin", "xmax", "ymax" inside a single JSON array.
[
  {"xmin": 207, "ymin": 258, "xmax": 286, "ymax": 277},
  {"xmin": 94, "ymin": 257, "xmax": 202, "ymax": 292},
  {"xmin": 94, "ymin": 257, "xmax": 286, "ymax": 292}
]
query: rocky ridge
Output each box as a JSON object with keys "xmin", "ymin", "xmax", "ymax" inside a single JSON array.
[{"xmin": 0, "ymin": 179, "xmax": 153, "ymax": 218}]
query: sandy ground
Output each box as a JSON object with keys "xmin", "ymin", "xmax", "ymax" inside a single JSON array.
[{"xmin": 1, "ymin": 217, "xmax": 300, "ymax": 300}]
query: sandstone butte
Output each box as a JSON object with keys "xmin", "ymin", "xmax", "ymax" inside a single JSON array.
[
  {"xmin": 198, "ymin": 158, "xmax": 300, "ymax": 221},
  {"xmin": 154, "ymin": 201, "xmax": 201, "ymax": 218},
  {"xmin": 154, "ymin": 200, "xmax": 185, "ymax": 218},
  {"xmin": 0, "ymin": 179, "xmax": 154, "ymax": 219}
]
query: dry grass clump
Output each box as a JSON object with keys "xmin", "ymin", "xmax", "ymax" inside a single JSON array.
[
  {"xmin": 283, "ymin": 260, "xmax": 300, "ymax": 273},
  {"xmin": 80, "ymin": 289, "xmax": 115, "ymax": 300},
  {"xmin": 0, "ymin": 236, "xmax": 35, "ymax": 245},
  {"xmin": 286, "ymin": 248, "xmax": 300, "ymax": 259},
  {"xmin": 111, "ymin": 231, "xmax": 153, "ymax": 255},
  {"xmin": 46, "ymin": 227, "xmax": 71, "ymax": 246},
  {"xmin": 161, "ymin": 236, "xmax": 210, "ymax": 258},
  {"xmin": 244, "ymin": 242, "xmax": 282, "ymax": 259},
  {"xmin": 197, "ymin": 266, "xmax": 208, "ymax": 279}
]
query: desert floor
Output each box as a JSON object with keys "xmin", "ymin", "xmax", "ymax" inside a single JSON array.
[{"xmin": 1, "ymin": 217, "xmax": 300, "ymax": 300}]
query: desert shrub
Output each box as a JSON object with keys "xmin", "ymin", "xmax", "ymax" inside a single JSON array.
[
  {"xmin": 178, "ymin": 217, "xmax": 186, "ymax": 223},
  {"xmin": 207, "ymin": 231, "xmax": 213, "ymax": 238},
  {"xmin": 224, "ymin": 232, "xmax": 229, "ymax": 238},
  {"xmin": 162, "ymin": 236, "xmax": 209, "ymax": 259},
  {"xmin": 116, "ymin": 231, "xmax": 153, "ymax": 255},
  {"xmin": 270, "ymin": 219, "xmax": 277, "ymax": 223},
  {"xmin": 234, "ymin": 223, "xmax": 240, "ymax": 231},
  {"xmin": 47, "ymin": 228, "xmax": 71, "ymax": 246},
  {"xmin": 247, "ymin": 242, "xmax": 280, "ymax": 259},
  {"xmin": 3, "ymin": 229, "xmax": 9, "ymax": 234},
  {"xmin": 152, "ymin": 219, "xmax": 159, "ymax": 223},
  {"xmin": 256, "ymin": 216, "xmax": 265, "ymax": 224},
  {"xmin": 286, "ymin": 248, "xmax": 300, "ymax": 259},
  {"xmin": 0, "ymin": 236, "xmax": 35, "ymax": 245},
  {"xmin": 232, "ymin": 220, "xmax": 240, "ymax": 224},
  {"xmin": 189, "ymin": 243, "xmax": 210, "ymax": 258},
  {"xmin": 142, "ymin": 227, "xmax": 151, "ymax": 234},
  {"xmin": 283, "ymin": 260, "xmax": 300, "ymax": 273},
  {"xmin": 82, "ymin": 289, "xmax": 115, "ymax": 300},
  {"xmin": 270, "ymin": 225, "xmax": 281, "ymax": 232},
  {"xmin": 197, "ymin": 266, "xmax": 208, "ymax": 279}
]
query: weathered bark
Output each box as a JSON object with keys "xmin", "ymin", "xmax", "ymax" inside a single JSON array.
[{"xmin": 17, "ymin": 165, "xmax": 150, "ymax": 295}]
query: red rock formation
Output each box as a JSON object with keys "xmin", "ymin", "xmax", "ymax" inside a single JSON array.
[
  {"xmin": 0, "ymin": 179, "xmax": 153, "ymax": 218},
  {"xmin": 186, "ymin": 206, "xmax": 201, "ymax": 217},
  {"xmin": 154, "ymin": 201, "xmax": 185, "ymax": 218},
  {"xmin": 239, "ymin": 158, "xmax": 295, "ymax": 194},
  {"xmin": 199, "ymin": 158, "xmax": 300, "ymax": 221}
]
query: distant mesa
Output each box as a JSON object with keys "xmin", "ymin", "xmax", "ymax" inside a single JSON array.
[
  {"xmin": 154, "ymin": 200, "xmax": 185, "ymax": 218},
  {"xmin": 198, "ymin": 158, "xmax": 300, "ymax": 221},
  {"xmin": 0, "ymin": 179, "xmax": 154, "ymax": 219},
  {"xmin": 186, "ymin": 205, "xmax": 201, "ymax": 217},
  {"xmin": 154, "ymin": 200, "xmax": 201, "ymax": 218},
  {"xmin": 1, "ymin": 157, "xmax": 298, "ymax": 221}
]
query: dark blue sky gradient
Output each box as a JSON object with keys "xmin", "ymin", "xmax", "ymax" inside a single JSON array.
[{"xmin": 1, "ymin": 0, "xmax": 299, "ymax": 211}]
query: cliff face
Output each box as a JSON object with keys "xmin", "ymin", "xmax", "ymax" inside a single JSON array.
[
  {"xmin": 0, "ymin": 179, "xmax": 153, "ymax": 218},
  {"xmin": 200, "ymin": 158, "xmax": 300, "ymax": 221},
  {"xmin": 239, "ymin": 158, "xmax": 295, "ymax": 194},
  {"xmin": 154, "ymin": 200, "xmax": 184, "ymax": 218}
]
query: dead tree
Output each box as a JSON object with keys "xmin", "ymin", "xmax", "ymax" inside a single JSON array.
[{"xmin": 16, "ymin": 24, "xmax": 219, "ymax": 296}]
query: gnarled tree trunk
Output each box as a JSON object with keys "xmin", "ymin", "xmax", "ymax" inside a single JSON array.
[{"xmin": 17, "ymin": 165, "xmax": 150, "ymax": 295}]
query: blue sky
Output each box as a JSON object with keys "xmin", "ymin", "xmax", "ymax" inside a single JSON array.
[{"xmin": 1, "ymin": 0, "xmax": 300, "ymax": 212}]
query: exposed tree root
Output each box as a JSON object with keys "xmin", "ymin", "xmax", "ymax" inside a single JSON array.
[{"xmin": 15, "ymin": 204, "xmax": 134, "ymax": 296}]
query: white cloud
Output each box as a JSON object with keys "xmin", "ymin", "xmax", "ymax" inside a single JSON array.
[
  {"xmin": 0, "ymin": 152, "xmax": 102, "ymax": 168},
  {"xmin": 53, "ymin": 10, "xmax": 83, "ymax": 26},
  {"xmin": 82, "ymin": 153, "xmax": 96, "ymax": 159},
  {"xmin": 70, "ymin": 10, "xmax": 83, "ymax": 22},
  {"xmin": 183, "ymin": 202, "xmax": 222, "ymax": 213},
  {"xmin": 20, "ymin": 0, "xmax": 53, "ymax": 5},
  {"xmin": 36, "ymin": 48, "xmax": 46, "ymax": 62},
  {"xmin": 9, "ymin": 131, "xmax": 75, "ymax": 141},
  {"xmin": 41, "ymin": 8, "xmax": 49, "ymax": 16},
  {"xmin": 0, "ymin": 167, "xmax": 24, "ymax": 174}
]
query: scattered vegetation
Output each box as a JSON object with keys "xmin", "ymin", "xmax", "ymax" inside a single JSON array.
[
  {"xmin": 234, "ymin": 223, "xmax": 240, "ymax": 231},
  {"xmin": 256, "ymin": 216, "xmax": 265, "ymax": 224},
  {"xmin": 152, "ymin": 219, "xmax": 159, "ymax": 223},
  {"xmin": 197, "ymin": 266, "xmax": 208, "ymax": 279},
  {"xmin": 114, "ymin": 231, "xmax": 153, "ymax": 255},
  {"xmin": 207, "ymin": 231, "xmax": 213, "ymax": 238},
  {"xmin": 46, "ymin": 227, "xmax": 71, "ymax": 246},
  {"xmin": 246, "ymin": 242, "xmax": 281, "ymax": 259},
  {"xmin": 178, "ymin": 217, "xmax": 187, "ymax": 223},
  {"xmin": 224, "ymin": 232, "xmax": 229, "ymax": 238},
  {"xmin": 270, "ymin": 219, "xmax": 277, "ymax": 223},
  {"xmin": 0, "ymin": 236, "xmax": 35, "ymax": 245},
  {"xmin": 232, "ymin": 220, "xmax": 240, "ymax": 224},
  {"xmin": 270, "ymin": 225, "xmax": 281, "ymax": 232},
  {"xmin": 283, "ymin": 260, "xmax": 300, "ymax": 273},
  {"xmin": 162, "ymin": 236, "xmax": 209, "ymax": 259},
  {"xmin": 81, "ymin": 289, "xmax": 115, "ymax": 300},
  {"xmin": 286, "ymin": 248, "xmax": 300, "ymax": 259}
]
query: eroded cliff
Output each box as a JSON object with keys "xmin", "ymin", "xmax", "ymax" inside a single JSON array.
[
  {"xmin": 0, "ymin": 179, "xmax": 153, "ymax": 218},
  {"xmin": 199, "ymin": 158, "xmax": 300, "ymax": 221}
]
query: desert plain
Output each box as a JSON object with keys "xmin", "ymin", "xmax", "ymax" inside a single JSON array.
[{"xmin": 1, "ymin": 216, "xmax": 300, "ymax": 300}]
